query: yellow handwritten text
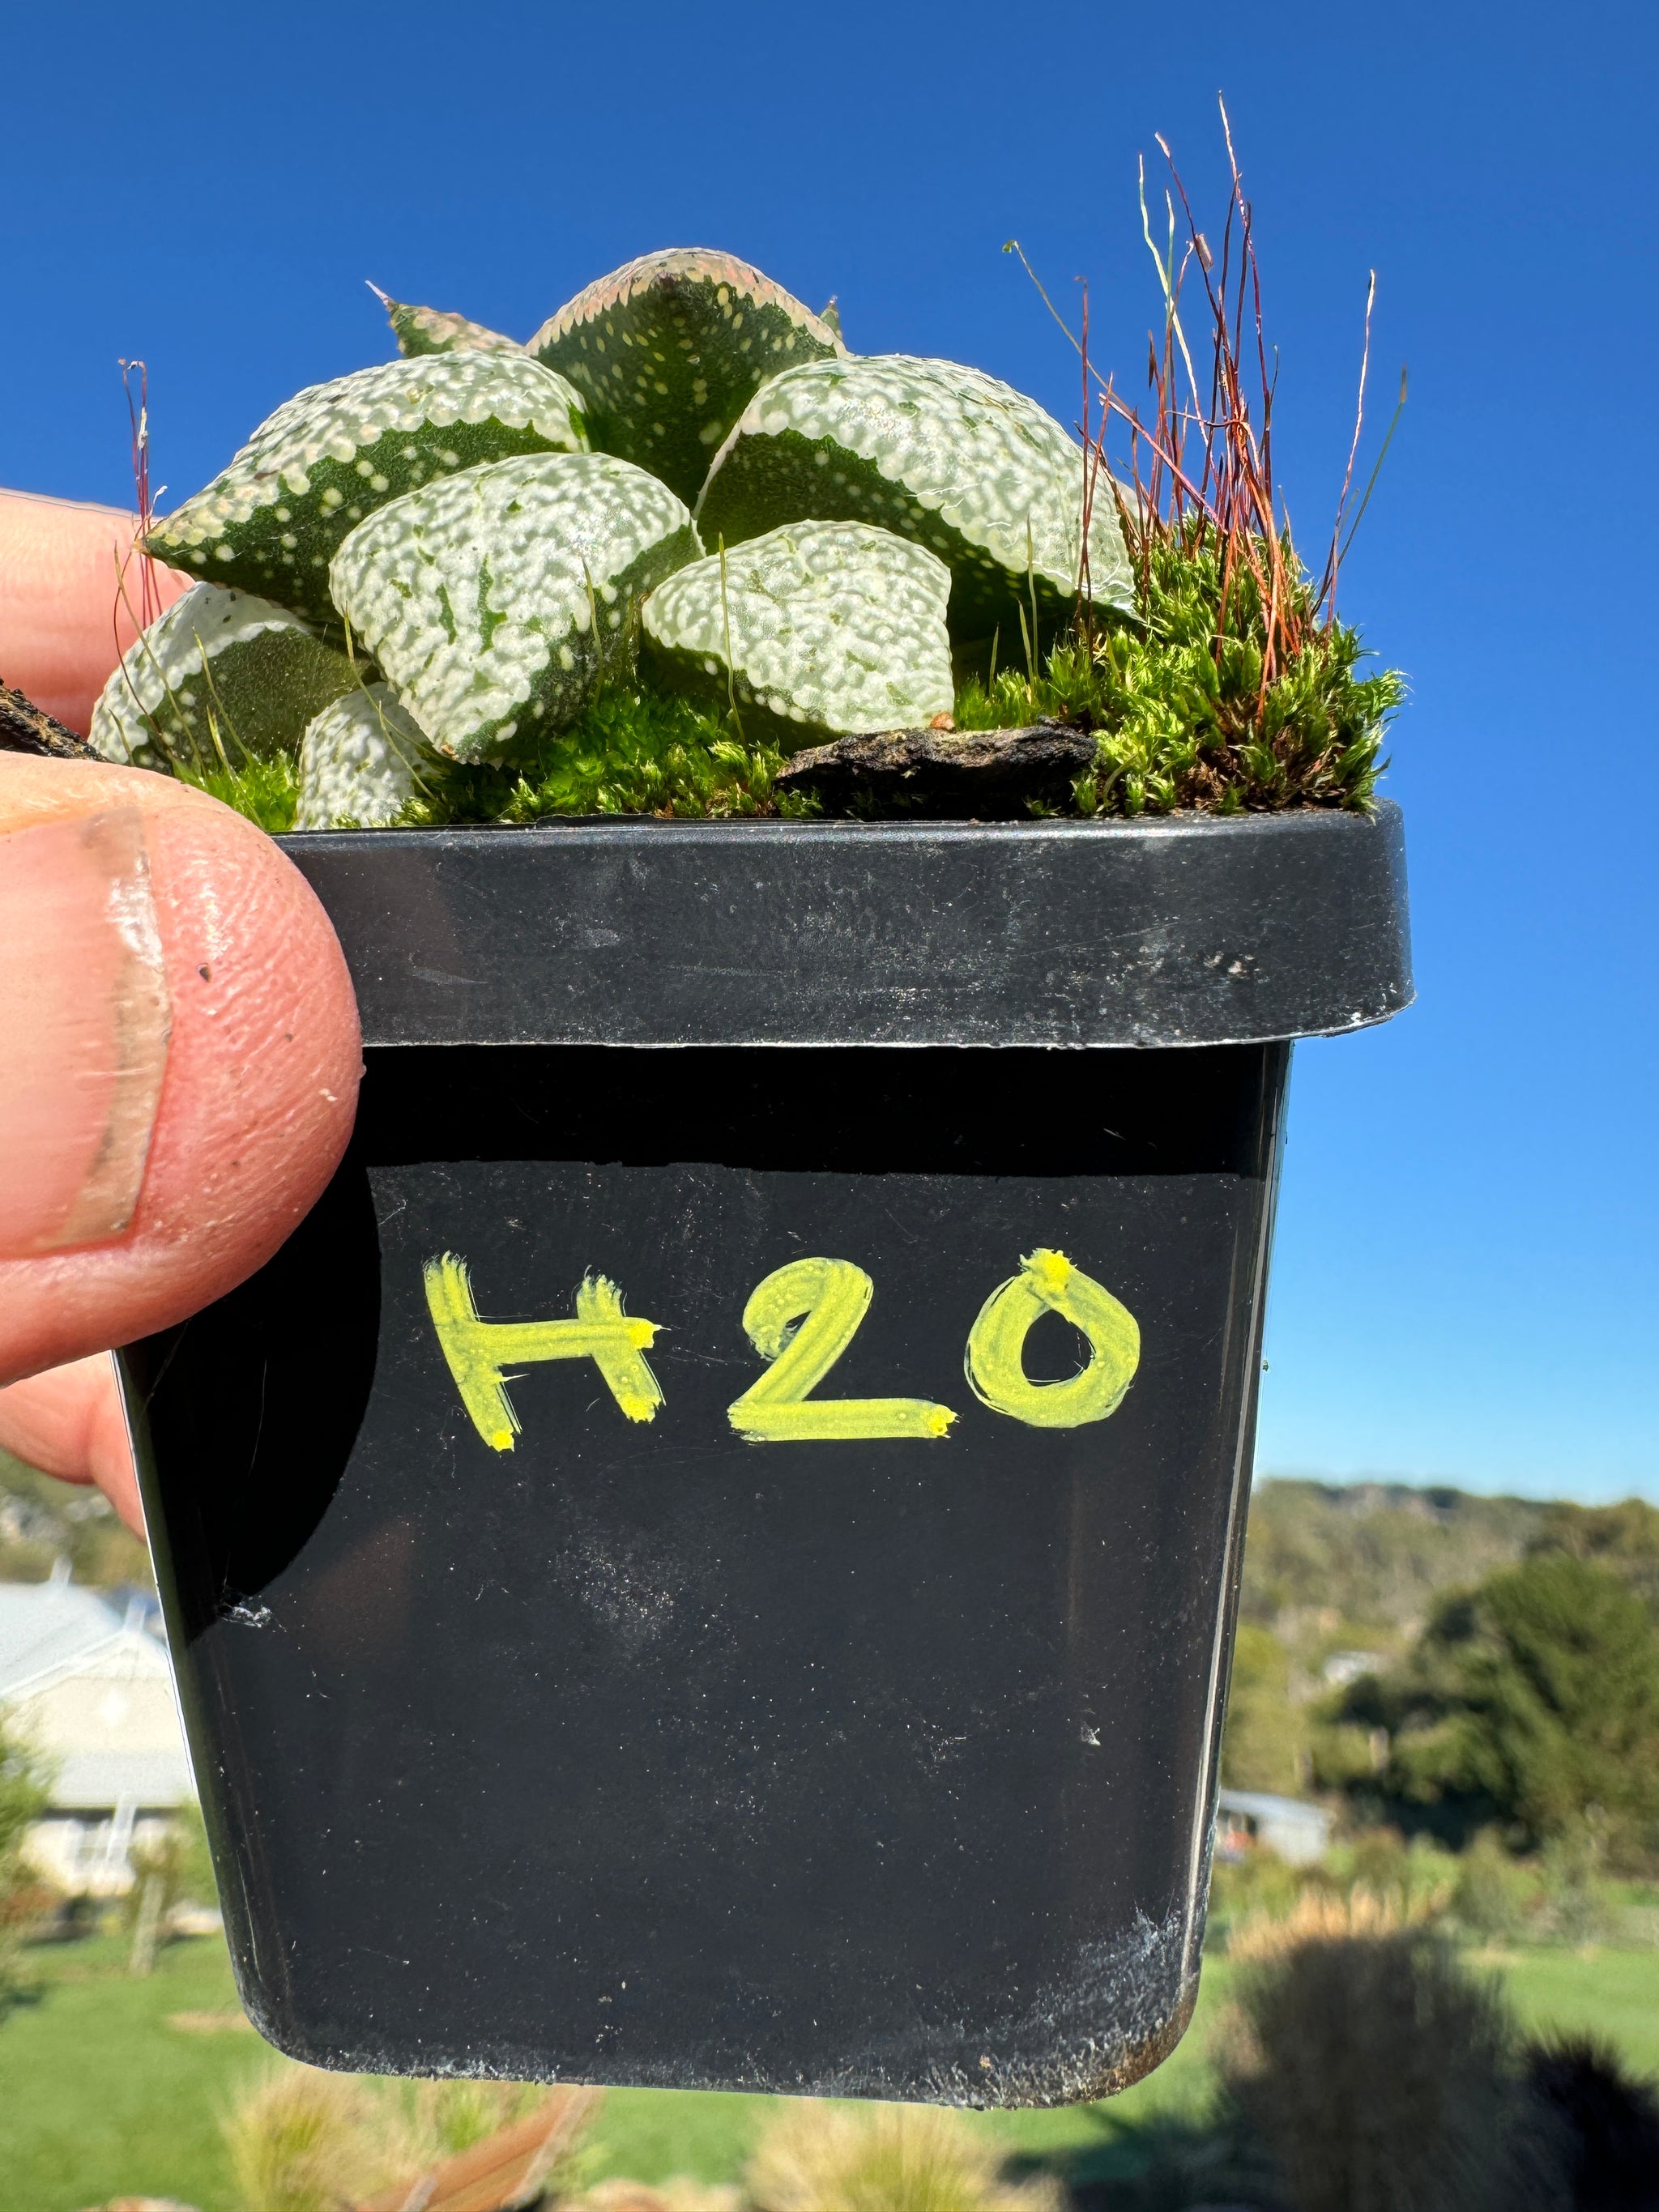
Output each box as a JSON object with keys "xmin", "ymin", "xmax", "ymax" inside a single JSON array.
[
  {"xmin": 964, "ymin": 1247, "xmax": 1140, "ymax": 1428},
  {"xmin": 423, "ymin": 1252, "xmax": 664, "ymax": 1452},
  {"xmin": 727, "ymin": 1256, "xmax": 958, "ymax": 1443}
]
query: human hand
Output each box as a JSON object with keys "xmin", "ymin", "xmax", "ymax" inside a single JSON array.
[{"xmin": 0, "ymin": 492, "xmax": 362, "ymax": 1532}]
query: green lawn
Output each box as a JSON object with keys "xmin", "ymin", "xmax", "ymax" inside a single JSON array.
[
  {"xmin": 0, "ymin": 1933, "xmax": 256, "ymax": 2211},
  {"xmin": 0, "ymin": 1937, "xmax": 1655, "ymax": 2208},
  {"xmin": 1481, "ymin": 1944, "xmax": 1659, "ymax": 2075}
]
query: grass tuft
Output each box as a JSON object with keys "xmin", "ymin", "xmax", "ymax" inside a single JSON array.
[
  {"xmin": 957, "ymin": 523, "xmax": 1402, "ymax": 816},
  {"xmin": 744, "ymin": 2100, "xmax": 1064, "ymax": 2212}
]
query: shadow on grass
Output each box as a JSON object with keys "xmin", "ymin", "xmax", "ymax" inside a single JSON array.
[{"xmin": 1005, "ymin": 2109, "xmax": 1267, "ymax": 2212}]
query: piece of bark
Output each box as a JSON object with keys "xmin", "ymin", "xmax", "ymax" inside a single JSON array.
[
  {"xmin": 777, "ymin": 722, "xmax": 1098, "ymax": 818},
  {"xmin": 0, "ymin": 681, "xmax": 94, "ymax": 759}
]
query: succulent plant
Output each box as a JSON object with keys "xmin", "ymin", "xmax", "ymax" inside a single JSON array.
[
  {"xmin": 89, "ymin": 582, "xmax": 357, "ymax": 771},
  {"xmin": 370, "ymin": 285, "xmax": 522, "ymax": 360},
  {"xmin": 115, "ymin": 243, "xmax": 1157, "ymax": 827},
  {"xmin": 529, "ymin": 249, "xmax": 844, "ymax": 508},
  {"xmin": 696, "ymin": 352, "xmax": 1134, "ymax": 639},
  {"xmin": 293, "ymin": 682, "xmax": 445, "ymax": 829},
  {"xmin": 643, "ymin": 520, "xmax": 952, "ymax": 744},
  {"xmin": 329, "ymin": 451, "xmax": 697, "ymax": 763},
  {"xmin": 146, "ymin": 354, "xmax": 588, "ymax": 622}
]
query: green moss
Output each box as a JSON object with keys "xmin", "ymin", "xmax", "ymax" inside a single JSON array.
[
  {"xmin": 167, "ymin": 528, "xmax": 1401, "ymax": 827},
  {"xmin": 954, "ymin": 523, "xmax": 1404, "ymax": 816},
  {"xmin": 399, "ymin": 687, "xmax": 818, "ymax": 823},
  {"xmin": 176, "ymin": 755, "xmax": 301, "ymax": 833}
]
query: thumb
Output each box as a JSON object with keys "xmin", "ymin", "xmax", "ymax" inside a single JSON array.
[{"xmin": 0, "ymin": 755, "xmax": 361, "ymax": 1387}]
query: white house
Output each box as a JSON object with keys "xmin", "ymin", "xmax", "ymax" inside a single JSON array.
[
  {"xmin": 1214, "ymin": 1785, "xmax": 1333, "ymax": 1868},
  {"xmin": 0, "ymin": 1564, "xmax": 196, "ymax": 1894}
]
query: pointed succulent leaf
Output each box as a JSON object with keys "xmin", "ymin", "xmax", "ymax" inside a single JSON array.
[
  {"xmin": 529, "ymin": 249, "xmax": 844, "ymax": 509},
  {"xmin": 696, "ymin": 353, "xmax": 1135, "ymax": 638},
  {"xmin": 293, "ymin": 681, "xmax": 443, "ymax": 829},
  {"xmin": 642, "ymin": 520, "xmax": 952, "ymax": 746},
  {"xmin": 370, "ymin": 284, "xmax": 523, "ymax": 360},
  {"xmin": 329, "ymin": 452, "xmax": 698, "ymax": 765},
  {"xmin": 88, "ymin": 583, "xmax": 358, "ymax": 771},
  {"xmin": 145, "ymin": 355, "xmax": 588, "ymax": 623}
]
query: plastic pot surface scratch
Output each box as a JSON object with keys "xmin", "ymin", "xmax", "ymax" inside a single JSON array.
[{"xmin": 122, "ymin": 811, "xmax": 1410, "ymax": 2105}]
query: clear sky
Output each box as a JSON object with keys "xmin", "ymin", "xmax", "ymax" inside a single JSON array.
[{"xmin": 3, "ymin": 1, "xmax": 1653, "ymax": 1502}]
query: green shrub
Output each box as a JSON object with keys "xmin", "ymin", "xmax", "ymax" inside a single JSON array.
[
  {"xmin": 1451, "ymin": 1829, "xmax": 1533, "ymax": 1944},
  {"xmin": 0, "ymin": 1720, "xmax": 49, "ymax": 2014},
  {"xmin": 1361, "ymin": 1555, "xmax": 1659, "ymax": 1858},
  {"xmin": 1219, "ymin": 1622, "xmax": 1309, "ymax": 1795},
  {"xmin": 1219, "ymin": 1924, "xmax": 1562, "ymax": 2210}
]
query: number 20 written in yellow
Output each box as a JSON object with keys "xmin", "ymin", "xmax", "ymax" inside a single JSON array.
[{"xmin": 424, "ymin": 1247, "xmax": 1140, "ymax": 1453}]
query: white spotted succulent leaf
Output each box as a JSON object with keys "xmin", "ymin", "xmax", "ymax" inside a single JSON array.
[
  {"xmin": 294, "ymin": 682, "xmax": 444, "ymax": 829},
  {"xmin": 696, "ymin": 353, "xmax": 1135, "ymax": 639},
  {"xmin": 530, "ymin": 249, "xmax": 844, "ymax": 509},
  {"xmin": 146, "ymin": 355, "xmax": 588, "ymax": 623},
  {"xmin": 642, "ymin": 520, "xmax": 952, "ymax": 745},
  {"xmin": 370, "ymin": 285, "xmax": 523, "ymax": 359},
  {"xmin": 329, "ymin": 452, "xmax": 699, "ymax": 764},
  {"xmin": 89, "ymin": 583, "xmax": 357, "ymax": 771}
]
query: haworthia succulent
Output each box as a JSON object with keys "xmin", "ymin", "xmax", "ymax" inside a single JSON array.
[
  {"xmin": 696, "ymin": 353, "xmax": 1136, "ymax": 639},
  {"xmin": 642, "ymin": 520, "xmax": 952, "ymax": 745},
  {"xmin": 370, "ymin": 284, "xmax": 523, "ymax": 359},
  {"xmin": 146, "ymin": 355, "xmax": 588, "ymax": 623},
  {"xmin": 293, "ymin": 682, "xmax": 443, "ymax": 829},
  {"xmin": 329, "ymin": 452, "xmax": 698, "ymax": 764},
  {"xmin": 529, "ymin": 249, "xmax": 844, "ymax": 509},
  {"xmin": 88, "ymin": 583, "xmax": 358, "ymax": 772}
]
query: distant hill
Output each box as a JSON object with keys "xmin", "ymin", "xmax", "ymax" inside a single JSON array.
[{"xmin": 1239, "ymin": 1478, "xmax": 1548, "ymax": 1654}]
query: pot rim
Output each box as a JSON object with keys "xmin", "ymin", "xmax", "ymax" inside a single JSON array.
[{"xmin": 279, "ymin": 799, "xmax": 1411, "ymax": 1050}]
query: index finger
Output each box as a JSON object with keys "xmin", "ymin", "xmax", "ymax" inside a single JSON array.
[{"xmin": 0, "ymin": 488, "xmax": 191, "ymax": 734}]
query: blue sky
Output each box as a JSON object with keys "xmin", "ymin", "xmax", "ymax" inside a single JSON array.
[{"xmin": 3, "ymin": 1, "xmax": 1653, "ymax": 1502}]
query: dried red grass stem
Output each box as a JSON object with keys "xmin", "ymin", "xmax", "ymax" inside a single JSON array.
[
  {"xmin": 114, "ymin": 359, "xmax": 164, "ymax": 653},
  {"xmin": 1113, "ymin": 120, "xmax": 1297, "ymax": 692},
  {"xmin": 1100, "ymin": 104, "xmax": 1396, "ymax": 683}
]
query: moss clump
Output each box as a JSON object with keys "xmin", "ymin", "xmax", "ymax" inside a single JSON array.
[
  {"xmin": 956, "ymin": 524, "xmax": 1403, "ymax": 816},
  {"xmin": 394, "ymin": 688, "xmax": 815, "ymax": 824},
  {"xmin": 193, "ymin": 524, "xmax": 1400, "ymax": 827},
  {"xmin": 176, "ymin": 754, "xmax": 301, "ymax": 833},
  {"xmin": 195, "ymin": 689, "xmax": 806, "ymax": 828}
]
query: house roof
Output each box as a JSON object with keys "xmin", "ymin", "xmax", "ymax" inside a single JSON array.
[
  {"xmin": 1215, "ymin": 1787, "xmax": 1333, "ymax": 1831},
  {"xmin": 0, "ymin": 1577, "xmax": 173, "ymax": 1705},
  {"xmin": 0, "ymin": 1579, "xmax": 136, "ymax": 1698}
]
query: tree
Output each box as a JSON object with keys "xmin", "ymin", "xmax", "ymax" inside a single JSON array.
[
  {"xmin": 1529, "ymin": 1498, "xmax": 1659, "ymax": 1618},
  {"xmin": 1350, "ymin": 1554, "xmax": 1659, "ymax": 1855},
  {"xmin": 124, "ymin": 1803, "xmax": 217, "ymax": 1975},
  {"xmin": 1222, "ymin": 1624, "xmax": 1310, "ymax": 1795},
  {"xmin": 0, "ymin": 1717, "xmax": 50, "ymax": 2011}
]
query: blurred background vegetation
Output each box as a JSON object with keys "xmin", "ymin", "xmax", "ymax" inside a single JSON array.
[{"xmin": 4, "ymin": 1459, "xmax": 1659, "ymax": 2207}]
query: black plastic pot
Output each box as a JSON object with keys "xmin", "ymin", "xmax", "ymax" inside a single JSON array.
[{"xmin": 122, "ymin": 806, "xmax": 1410, "ymax": 2106}]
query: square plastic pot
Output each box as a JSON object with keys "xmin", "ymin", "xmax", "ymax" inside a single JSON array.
[{"xmin": 121, "ymin": 805, "xmax": 1410, "ymax": 2106}]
